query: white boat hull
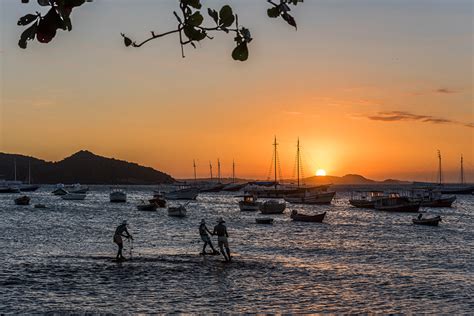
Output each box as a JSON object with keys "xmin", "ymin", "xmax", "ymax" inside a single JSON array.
[
  {"xmin": 165, "ymin": 188, "xmax": 199, "ymax": 200},
  {"xmin": 168, "ymin": 206, "xmax": 187, "ymax": 217}
]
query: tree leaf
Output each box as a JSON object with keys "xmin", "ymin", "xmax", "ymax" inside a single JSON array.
[
  {"xmin": 267, "ymin": 7, "xmax": 280, "ymax": 18},
  {"xmin": 18, "ymin": 22, "xmax": 37, "ymax": 49},
  {"xmin": 181, "ymin": 0, "xmax": 201, "ymax": 9},
  {"xmin": 219, "ymin": 5, "xmax": 235, "ymax": 28},
  {"xmin": 208, "ymin": 8, "xmax": 219, "ymax": 24},
  {"xmin": 183, "ymin": 25, "xmax": 206, "ymax": 41},
  {"xmin": 281, "ymin": 12, "xmax": 297, "ymax": 29},
  {"xmin": 187, "ymin": 11, "xmax": 203, "ymax": 26},
  {"xmin": 232, "ymin": 42, "xmax": 248, "ymax": 61},
  {"xmin": 17, "ymin": 14, "xmax": 38, "ymax": 26}
]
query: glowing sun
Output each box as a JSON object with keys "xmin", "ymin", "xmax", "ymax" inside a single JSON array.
[{"xmin": 316, "ymin": 169, "xmax": 327, "ymax": 176}]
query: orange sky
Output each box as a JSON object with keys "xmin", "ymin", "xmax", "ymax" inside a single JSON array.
[{"xmin": 1, "ymin": 1, "xmax": 472, "ymax": 182}]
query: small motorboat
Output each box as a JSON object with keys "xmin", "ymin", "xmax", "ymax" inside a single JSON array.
[
  {"xmin": 14, "ymin": 195, "xmax": 30, "ymax": 205},
  {"xmin": 149, "ymin": 192, "xmax": 167, "ymax": 208},
  {"xmin": 61, "ymin": 193, "xmax": 87, "ymax": 201},
  {"xmin": 165, "ymin": 187, "xmax": 199, "ymax": 200},
  {"xmin": 168, "ymin": 205, "xmax": 187, "ymax": 217},
  {"xmin": 110, "ymin": 190, "xmax": 127, "ymax": 203},
  {"xmin": 238, "ymin": 194, "xmax": 262, "ymax": 211},
  {"xmin": 137, "ymin": 202, "xmax": 158, "ymax": 212},
  {"xmin": 52, "ymin": 187, "xmax": 68, "ymax": 196},
  {"xmin": 255, "ymin": 217, "xmax": 274, "ymax": 224},
  {"xmin": 260, "ymin": 200, "xmax": 286, "ymax": 214},
  {"xmin": 290, "ymin": 210, "xmax": 326, "ymax": 223},
  {"xmin": 34, "ymin": 204, "xmax": 47, "ymax": 209},
  {"xmin": 412, "ymin": 215, "xmax": 442, "ymax": 226}
]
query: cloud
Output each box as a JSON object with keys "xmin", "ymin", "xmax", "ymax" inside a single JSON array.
[
  {"xmin": 435, "ymin": 88, "xmax": 456, "ymax": 94},
  {"xmin": 366, "ymin": 111, "xmax": 473, "ymax": 128}
]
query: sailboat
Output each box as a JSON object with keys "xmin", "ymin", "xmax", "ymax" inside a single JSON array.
[
  {"xmin": 222, "ymin": 160, "xmax": 247, "ymax": 191},
  {"xmin": 20, "ymin": 161, "xmax": 40, "ymax": 192},
  {"xmin": 439, "ymin": 153, "xmax": 474, "ymax": 194},
  {"xmin": 199, "ymin": 159, "xmax": 226, "ymax": 192},
  {"xmin": 283, "ymin": 138, "xmax": 336, "ymax": 204},
  {"xmin": 0, "ymin": 159, "xmax": 22, "ymax": 193}
]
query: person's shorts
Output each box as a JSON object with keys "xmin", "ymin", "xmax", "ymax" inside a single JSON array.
[
  {"xmin": 218, "ymin": 236, "xmax": 229, "ymax": 248},
  {"xmin": 113, "ymin": 234, "xmax": 123, "ymax": 245},
  {"xmin": 201, "ymin": 235, "xmax": 211, "ymax": 243}
]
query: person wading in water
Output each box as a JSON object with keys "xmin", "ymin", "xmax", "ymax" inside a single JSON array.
[
  {"xmin": 199, "ymin": 219, "xmax": 218, "ymax": 255},
  {"xmin": 113, "ymin": 220, "xmax": 133, "ymax": 260},
  {"xmin": 213, "ymin": 217, "xmax": 231, "ymax": 262}
]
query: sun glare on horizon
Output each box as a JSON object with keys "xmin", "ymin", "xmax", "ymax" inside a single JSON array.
[{"xmin": 316, "ymin": 169, "xmax": 327, "ymax": 176}]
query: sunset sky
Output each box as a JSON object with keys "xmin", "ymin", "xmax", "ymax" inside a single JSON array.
[{"xmin": 1, "ymin": 0, "xmax": 472, "ymax": 182}]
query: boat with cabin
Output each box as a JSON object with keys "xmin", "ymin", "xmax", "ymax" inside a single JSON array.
[
  {"xmin": 349, "ymin": 190, "xmax": 386, "ymax": 208},
  {"xmin": 150, "ymin": 191, "xmax": 167, "ymax": 207},
  {"xmin": 137, "ymin": 201, "xmax": 158, "ymax": 211},
  {"xmin": 374, "ymin": 193, "xmax": 420, "ymax": 212},
  {"xmin": 238, "ymin": 194, "xmax": 262, "ymax": 211},
  {"xmin": 409, "ymin": 188, "xmax": 455, "ymax": 207}
]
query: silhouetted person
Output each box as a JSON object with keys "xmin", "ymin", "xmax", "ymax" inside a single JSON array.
[
  {"xmin": 113, "ymin": 220, "xmax": 133, "ymax": 260},
  {"xmin": 213, "ymin": 217, "xmax": 231, "ymax": 262},
  {"xmin": 199, "ymin": 219, "xmax": 218, "ymax": 255}
]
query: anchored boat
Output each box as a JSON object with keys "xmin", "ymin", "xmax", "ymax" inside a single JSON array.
[
  {"xmin": 290, "ymin": 210, "xmax": 326, "ymax": 223},
  {"xmin": 238, "ymin": 194, "xmax": 262, "ymax": 211},
  {"xmin": 260, "ymin": 200, "xmax": 286, "ymax": 214}
]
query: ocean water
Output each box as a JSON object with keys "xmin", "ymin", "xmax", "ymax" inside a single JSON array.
[{"xmin": 0, "ymin": 186, "xmax": 472, "ymax": 314}]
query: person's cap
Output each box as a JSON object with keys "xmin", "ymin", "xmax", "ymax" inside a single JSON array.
[
  {"xmin": 200, "ymin": 219, "xmax": 205, "ymax": 224},
  {"xmin": 217, "ymin": 217, "xmax": 225, "ymax": 223},
  {"xmin": 122, "ymin": 220, "xmax": 128, "ymax": 225}
]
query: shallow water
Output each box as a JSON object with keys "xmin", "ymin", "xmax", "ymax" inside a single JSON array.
[{"xmin": 0, "ymin": 187, "xmax": 473, "ymax": 313}]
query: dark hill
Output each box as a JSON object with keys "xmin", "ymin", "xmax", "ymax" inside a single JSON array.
[{"xmin": 0, "ymin": 150, "xmax": 174, "ymax": 184}]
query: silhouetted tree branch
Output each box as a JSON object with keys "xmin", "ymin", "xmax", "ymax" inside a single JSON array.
[{"xmin": 18, "ymin": 0, "xmax": 303, "ymax": 61}]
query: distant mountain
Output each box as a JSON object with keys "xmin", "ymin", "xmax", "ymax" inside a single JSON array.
[
  {"xmin": 0, "ymin": 150, "xmax": 174, "ymax": 184},
  {"xmin": 303, "ymin": 174, "xmax": 409, "ymax": 185}
]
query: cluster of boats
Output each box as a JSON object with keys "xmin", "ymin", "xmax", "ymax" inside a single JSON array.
[{"xmin": 349, "ymin": 188, "xmax": 457, "ymax": 212}]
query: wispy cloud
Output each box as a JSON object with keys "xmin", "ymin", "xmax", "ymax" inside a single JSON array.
[
  {"xmin": 435, "ymin": 88, "xmax": 456, "ymax": 94},
  {"xmin": 366, "ymin": 111, "xmax": 473, "ymax": 128}
]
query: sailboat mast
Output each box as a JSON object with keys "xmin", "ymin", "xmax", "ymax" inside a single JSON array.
[
  {"xmin": 209, "ymin": 161, "xmax": 213, "ymax": 180},
  {"xmin": 217, "ymin": 159, "xmax": 221, "ymax": 183},
  {"xmin": 28, "ymin": 161, "xmax": 31, "ymax": 185},
  {"xmin": 14, "ymin": 159, "xmax": 17, "ymax": 181},
  {"xmin": 232, "ymin": 159, "xmax": 235, "ymax": 183},
  {"xmin": 437, "ymin": 150, "xmax": 442, "ymax": 185},
  {"xmin": 461, "ymin": 154, "xmax": 464, "ymax": 184},
  {"xmin": 273, "ymin": 136, "xmax": 278, "ymax": 189},
  {"xmin": 297, "ymin": 138, "xmax": 300, "ymax": 187},
  {"xmin": 193, "ymin": 160, "xmax": 197, "ymax": 182}
]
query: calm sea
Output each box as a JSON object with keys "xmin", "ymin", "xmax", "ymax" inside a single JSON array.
[{"xmin": 0, "ymin": 186, "xmax": 472, "ymax": 313}]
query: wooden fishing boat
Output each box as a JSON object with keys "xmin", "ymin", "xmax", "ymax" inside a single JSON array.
[
  {"xmin": 290, "ymin": 210, "xmax": 326, "ymax": 223},
  {"xmin": 14, "ymin": 195, "xmax": 30, "ymax": 205},
  {"xmin": 409, "ymin": 189, "xmax": 456, "ymax": 207},
  {"xmin": 374, "ymin": 194, "xmax": 420, "ymax": 212},
  {"xmin": 168, "ymin": 205, "xmax": 187, "ymax": 217},
  {"xmin": 412, "ymin": 216, "xmax": 442, "ymax": 226},
  {"xmin": 349, "ymin": 190, "xmax": 386, "ymax": 208},
  {"xmin": 34, "ymin": 204, "xmax": 47, "ymax": 209},
  {"xmin": 238, "ymin": 194, "xmax": 261, "ymax": 211},
  {"xmin": 255, "ymin": 218, "xmax": 274, "ymax": 224},
  {"xmin": 137, "ymin": 202, "xmax": 157, "ymax": 211},
  {"xmin": 285, "ymin": 190, "xmax": 335, "ymax": 205},
  {"xmin": 260, "ymin": 200, "xmax": 286, "ymax": 214}
]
